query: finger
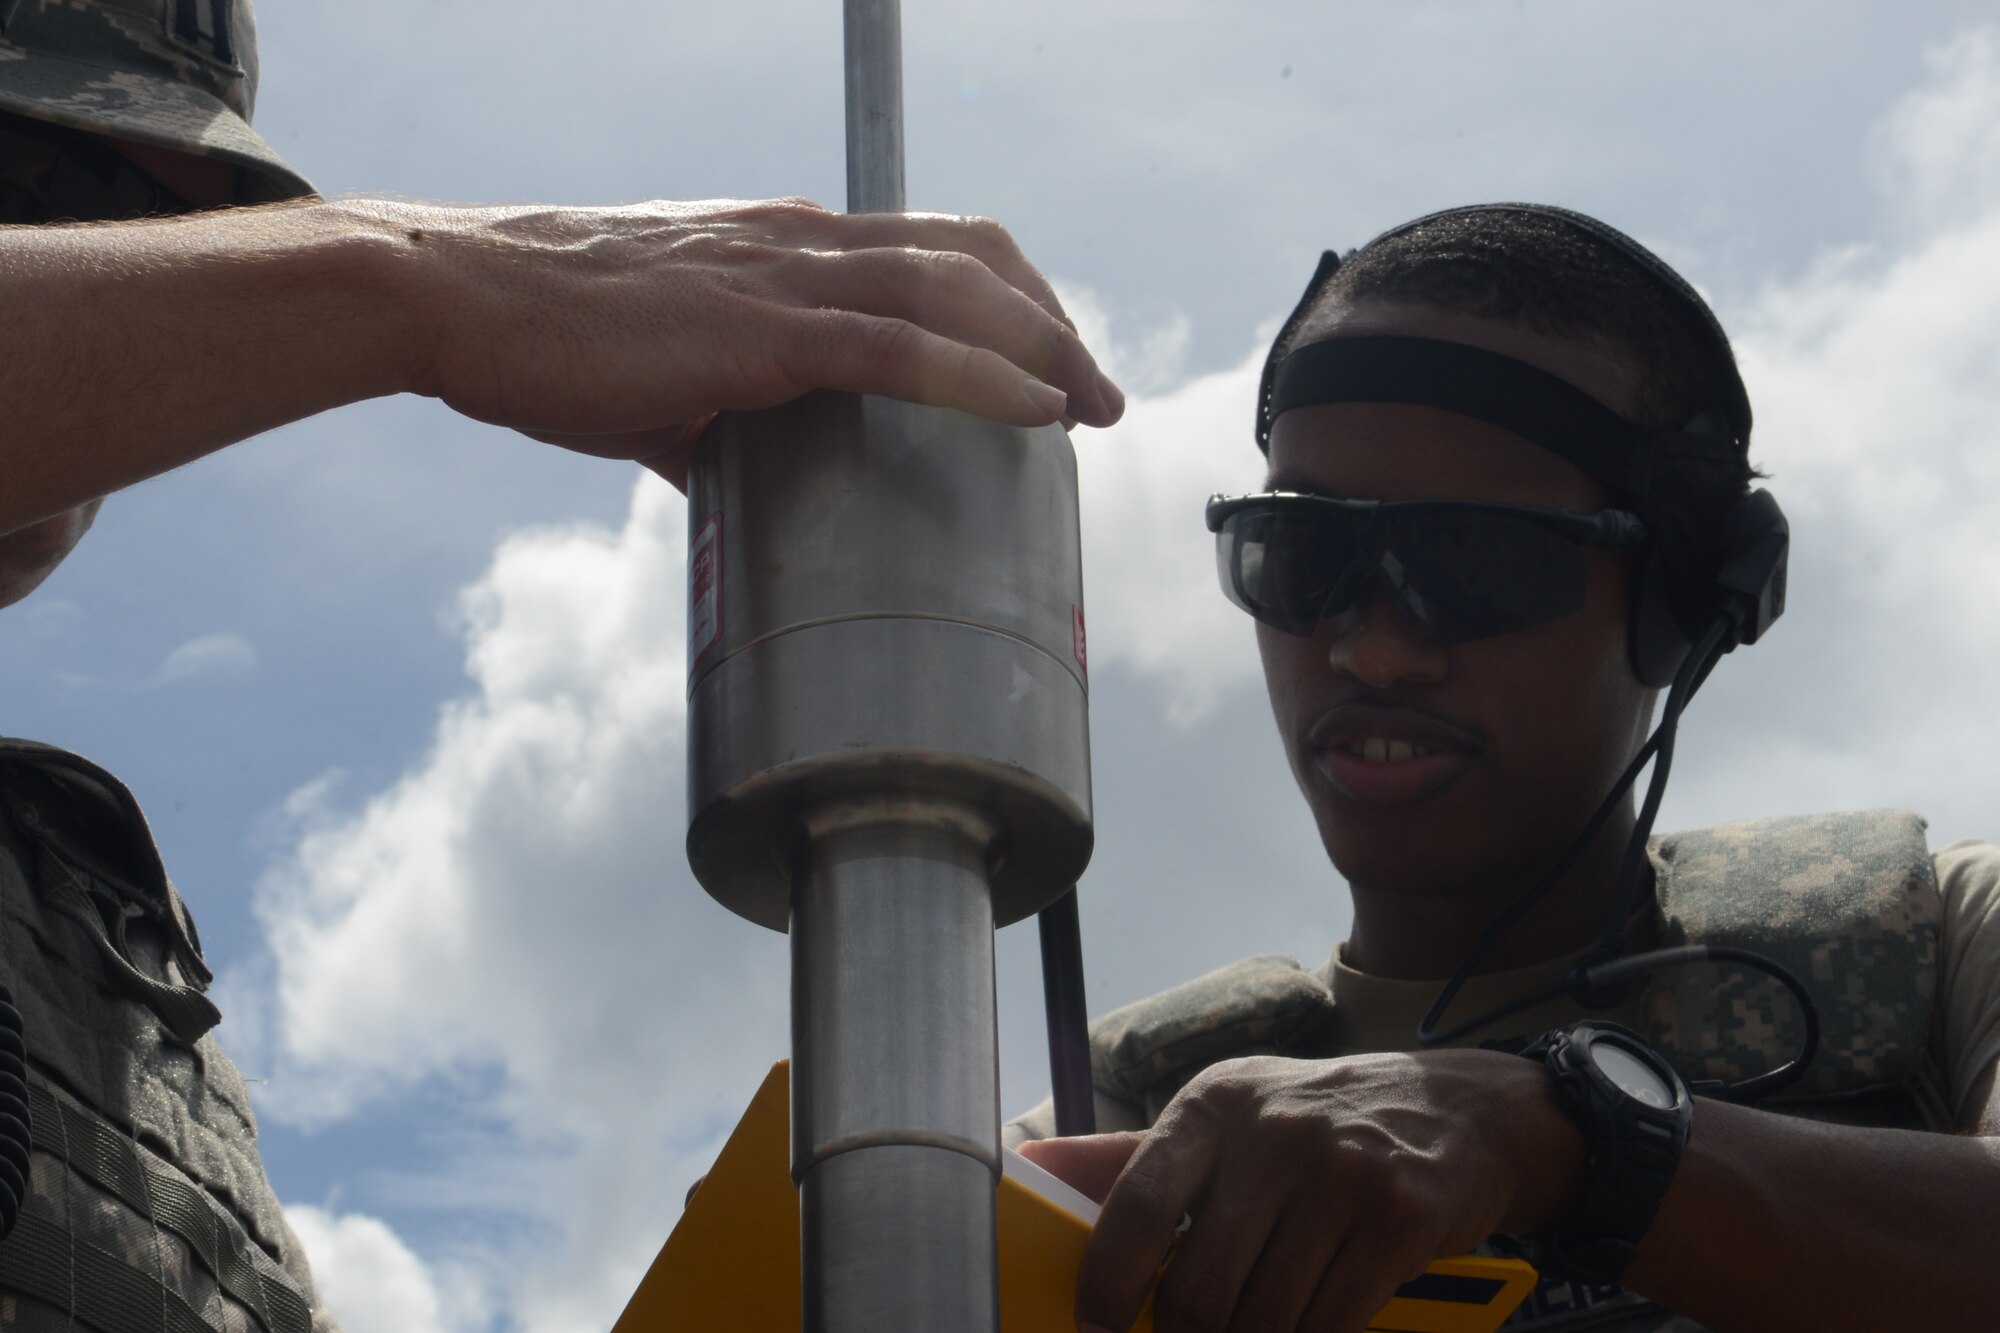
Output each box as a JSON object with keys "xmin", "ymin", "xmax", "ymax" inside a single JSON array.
[
  {"xmin": 1016, "ymin": 1132, "xmax": 1145, "ymax": 1205},
  {"xmin": 1219, "ymin": 1202, "xmax": 1348, "ymax": 1333},
  {"xmin": 786, "ymin": 245, "xmax": 1115, "ymax": 424},
  {"xmin": 1147, "ymin": 1192, "xmax": 1275, "ymax": 1333},
  {"xmin": 776, "ymin": 309, "xmax": 1072, "ymax": 427},
  {"xmin": 1298, "ymin": 1234, "xmax": 1429, "ymax": 1333},
  {"xmin": 1076, "ymin": 1125, "xmax": 1216, "ymax": 1333},
  {"xmin": 808, "ymin": 211, "xmax": 1127, "ymax": 421},
  {"xmin": 822, "ymin": 210, "xmax": 1078, "ymax": 331}
]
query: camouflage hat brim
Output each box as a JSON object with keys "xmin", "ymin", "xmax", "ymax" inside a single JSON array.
[{"xmin": 0, "ymin": 42, "xmax": 312, "ymax": 202}]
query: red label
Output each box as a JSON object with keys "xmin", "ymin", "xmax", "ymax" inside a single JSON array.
[
  {"xmin": 1072, "ymin": 605, "xmax": 1088, "ymax": 681},
  {"xmin": 688, "ymin": 513, "xmax": 723, "ymax": 668}
]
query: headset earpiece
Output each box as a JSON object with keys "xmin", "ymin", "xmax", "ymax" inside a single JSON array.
[{"xmin": 1628, "ymin": 487, "xmax": 1789, "ymax": 688}]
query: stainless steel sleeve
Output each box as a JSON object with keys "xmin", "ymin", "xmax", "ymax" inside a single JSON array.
[
  {"xmin": 684, "ymin": 394, "xmax": 1094, "ymax": 932},
  {"xmin": 792, "ymin": 811, "xmax": 999, "ymax": 1332}
]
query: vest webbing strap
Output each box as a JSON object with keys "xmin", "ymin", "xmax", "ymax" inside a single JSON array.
[
  {"xmin": 8, "ymin": 1077, "xmax": 312, "ymax": 1333},
  {"xmin": 0, "ymin": 1210, "xmax": 216, "ymax": 1333}
]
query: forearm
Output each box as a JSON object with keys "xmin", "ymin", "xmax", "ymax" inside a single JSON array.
[
  {"xmin": 0, "ymin": 199, "xmax": 429, "ymax": 533},
  {"xmin": 1625, "ymin": 1099, "xmax": 2000, "ymax": 1331}
]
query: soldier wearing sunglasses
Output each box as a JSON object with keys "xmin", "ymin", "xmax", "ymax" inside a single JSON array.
[
  {"xmin": 0, "ymin": 2, "xmax": 1122, "ymax": 1329},
  {"xmin": 1011, "ymin": 208, "xmax": 2000, "ymax": 1333}
]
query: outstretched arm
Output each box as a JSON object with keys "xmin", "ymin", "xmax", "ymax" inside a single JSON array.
[{"xmin": 0, "ymin": 195, "xmax": 1122, "ymax": 534}]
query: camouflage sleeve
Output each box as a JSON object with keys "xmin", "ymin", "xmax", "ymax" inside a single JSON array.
[
  {"xmin": 1932, "ymin": 839, "xmax": 2000, "ymax": 1130},
  {"xmin": 1002, "ymin": 1087, "xmax": 1149, "ymax": 1149}
]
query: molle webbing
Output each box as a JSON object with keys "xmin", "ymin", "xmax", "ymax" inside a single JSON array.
[{"xmin": 0, "ymin": 1074, "xmax": 315, "ymax": 1333}]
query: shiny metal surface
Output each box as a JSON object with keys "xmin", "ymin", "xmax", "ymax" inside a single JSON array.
[
  {"xmin": 801, "ymin": 1147, "xmax": 997, "ymax": 1333},
  {"xmin": 685, "ymin": 394, "xmax": 1094, "ymax": 930},
  {"xmin": 843, "ymin": 0, "xmax": 904, "ymax": 213},
  {"xmin": 682, "ymin": 3, "xmax": 1088, "ymax": 1327},
  {"xmin": 791, "ymin": 813, "xmax": 998, "ymax": 1175}
]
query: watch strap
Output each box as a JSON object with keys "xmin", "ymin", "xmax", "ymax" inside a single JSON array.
[{"xmin": 1516, "ymin": 1021, "xmax": 1692, "ymax": 1286}]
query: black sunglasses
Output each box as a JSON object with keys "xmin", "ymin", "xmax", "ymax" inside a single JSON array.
[
  {"xmin": 1206, "ymin": 492, "xmax": 1650, "ymax": 644},
  {"xmin": 0, "ymin": 114, "xmax": 198, "ymax": 225}
]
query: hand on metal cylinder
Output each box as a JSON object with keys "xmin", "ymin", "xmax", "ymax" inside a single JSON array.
[{"xmin": 404, "ymin": 196, "xmax": 1126, "ymax": 488}]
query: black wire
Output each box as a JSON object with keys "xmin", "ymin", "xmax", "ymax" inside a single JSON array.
[
  {"xmin": 1587, "ymin": 620, "xmax": 1734, "ymax": 971},
  {"xmin": 1037, "ymin": 886, "xmax": 1097, "ymax": 1136},
  {"xmin": 1418, "ymin": 619, "xmax": 1728, "ymax": 1046},
  {"xmin": 1579, "ymin": 946, "xmax": 1820, "ymax": 1103},
  {"xmin": 1415, "ymin": 614, "xmax": 1823, "ymax": 1102}
]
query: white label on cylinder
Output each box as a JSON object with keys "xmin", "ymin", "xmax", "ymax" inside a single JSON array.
[{"xmin": 689, "ymin": 512, "xmax": 723, "ymax": 668}]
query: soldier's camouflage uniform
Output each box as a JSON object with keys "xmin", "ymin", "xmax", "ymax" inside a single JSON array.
[
  {"xmin": 1008, "ymin": 810, "xmax": 2000, "ymax": 1332},
  {"xmin": 3, "ymin": 4, "xmax": 333, "ymax": 1330},
  {"xmin": 0, "ymin": 743, "xmax": 334, "ymax": 1333},
  {"xmin": 0, "ymin": 0, "xmax": 313, "ymax": 201}
]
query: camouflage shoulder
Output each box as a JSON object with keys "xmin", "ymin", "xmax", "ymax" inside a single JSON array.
[
  {"xmin": 1089, "ymin": 954, "xmax": 1338, "ymax": 1121},
  {"xmin": 1644, "ymin": 809, "xmax": 1939, "ymax": 1100}
]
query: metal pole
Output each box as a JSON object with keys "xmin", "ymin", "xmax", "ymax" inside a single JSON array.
[
  {"xmin": 686, "ymin": 5, "xmax": 1092, "ymax": 1330},
  {"xmin": 794, "ymin": 810, "xmax": 999, "ymax": 1330},
  {"xmin": 843, "ymin": 0, "xmax": 905, "ymax": 214}
]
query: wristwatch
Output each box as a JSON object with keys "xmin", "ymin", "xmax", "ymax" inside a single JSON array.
[{"xmin": 1513, "ymin": 1020, "xmax": 1693, "ymax": 1286}]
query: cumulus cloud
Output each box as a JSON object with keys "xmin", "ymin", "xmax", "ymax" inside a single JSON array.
[
  {"xmin": 287, "ymin": 1205, "xmax": 485, "ymax": 1333},
  {"xmin": 1663, "ymin": 26, "xmax": 2000, "ymax": 848},
  {"xmin": 239, "ymin": 30, "xmax": 2000, "ymax": 1332}
]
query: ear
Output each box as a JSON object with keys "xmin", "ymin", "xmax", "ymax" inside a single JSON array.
[{"xmin": 1627, "ymin": 541, "xmax": 1689, "ymax": 687}]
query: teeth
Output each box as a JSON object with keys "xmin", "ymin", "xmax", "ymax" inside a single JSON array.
[{"xmin": 1342, "ymin": 738, "xmax": 1437, "ymax": 763}]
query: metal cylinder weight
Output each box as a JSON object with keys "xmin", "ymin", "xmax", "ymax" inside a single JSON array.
[{"xmin": 685, "ymin": 392, "xmax": 1093, "ymax": 1332}]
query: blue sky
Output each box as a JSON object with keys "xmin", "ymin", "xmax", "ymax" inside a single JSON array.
[{"xmin": 8, "ymin": 4, "xmax": 2000, "ymax": 1330}]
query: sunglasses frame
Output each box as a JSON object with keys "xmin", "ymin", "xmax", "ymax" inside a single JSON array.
[{"xmin": 1205, "ymin": 491, "xmax": 1652, "ymax": 641}]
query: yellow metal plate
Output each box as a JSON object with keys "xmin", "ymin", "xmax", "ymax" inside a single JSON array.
[{"xmin": 614, "ymin": 1062, "xmax": 1535, "ymax": 1332}]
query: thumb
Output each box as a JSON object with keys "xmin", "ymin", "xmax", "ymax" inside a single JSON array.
[{"xmin": 1016, "ymin": 1131, "xmax": 1146, "ymax": 1206}]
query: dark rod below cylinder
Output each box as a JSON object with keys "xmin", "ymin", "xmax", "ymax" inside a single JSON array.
[{"xmin": 1037, "ymin": 886, "xmax": 1097, "ymax": 1137}]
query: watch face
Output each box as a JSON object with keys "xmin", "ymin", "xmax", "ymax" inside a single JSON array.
[{"xmin": 1593, "ymin": 1041, "xmax": 1676, "ymax": 1109}]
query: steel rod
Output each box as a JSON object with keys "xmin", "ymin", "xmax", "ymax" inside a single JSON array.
[
  {"xmin": 843, "ymin": 0, "xmax": 905, "ymax": 214},
  {"xmin": 792, "ymin": 812, "xmax": 1000, "ymax": 1333}
]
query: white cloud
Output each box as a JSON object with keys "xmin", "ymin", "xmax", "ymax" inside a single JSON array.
[
  {"xmin": 1666, "ymin": 26, "xmax": 2000, "ymax": 848},
  {"xmin": 1874, "ymin": 28, "xmax": 2000, "ymax": 234},
  {"xmin": 286, "ymin": 1205, "xmax": 485, "ymax": 1333},
  {"xmin": 149, "ymin": 631, "xmax": 259, "ymax": 688},
  {"xmin": 1059, "ymin": 287, "xmax": 1273, "ymax": 723},
  {"xmin": 239, "ymin": 27, "xmax": 2000, "ymax": 1333}
]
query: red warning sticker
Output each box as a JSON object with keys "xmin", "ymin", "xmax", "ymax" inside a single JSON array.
[
  {"xmin": 689, "ymin": 513, "xmax": 723, "ymax": 668},
  {"xmin": 1072, "ymin": 604, "xmax": 1088, "ymax": 681}
]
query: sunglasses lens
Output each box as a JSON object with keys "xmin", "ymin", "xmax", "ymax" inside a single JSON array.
[
  {"xmin": 1215, "ymin": 504, "xmax": 1356, "ymax": 635},
  {"xmin": 1214, "ymin": 501, "xmax": 1592, "ymax": 642},
  {"xmin": 1380, "ymin": 507, "xmax": 1589, "ymax": 642}
]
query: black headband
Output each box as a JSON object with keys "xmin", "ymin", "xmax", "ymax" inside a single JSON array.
[
  {"xmin": 1264, "ymin": 335, "xmax": 1742, "ymax": 500},
  {"xmin": 1253, "ymin": 204, "xmax": 1756, "ymax": 498}
]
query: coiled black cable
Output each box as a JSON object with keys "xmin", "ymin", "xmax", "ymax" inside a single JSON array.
[{"xmin": 0, "ymin": 980, "xmax": 29, "ymax": 1240}]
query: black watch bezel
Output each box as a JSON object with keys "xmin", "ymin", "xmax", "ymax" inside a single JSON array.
[{"xmin": 1513, "ymin": 1020, "xmax": 1693, "ymax": 1287}]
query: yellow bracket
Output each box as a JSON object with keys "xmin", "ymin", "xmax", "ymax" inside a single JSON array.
[{"xmin": 614, "ymin": 1062, "xmax": 1536, "ymax": 1333}]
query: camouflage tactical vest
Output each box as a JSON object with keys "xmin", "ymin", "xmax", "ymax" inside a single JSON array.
[
  {"xmin": 1084, "ymin": 810, "xmax": 1941, "ymax": 1333},
  {"xmin": 0, "ymin": 738, "xmax": 336, "ymax": 1333}
]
